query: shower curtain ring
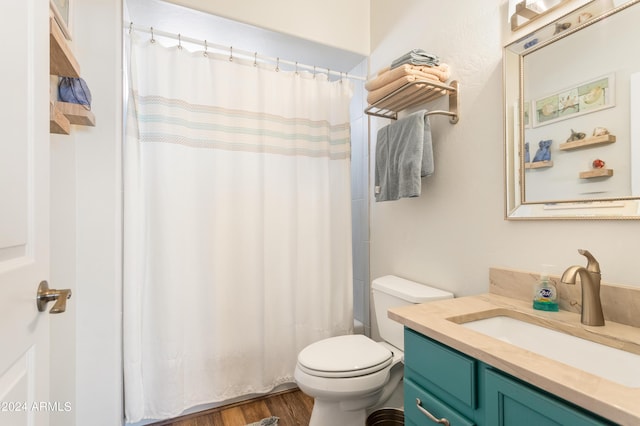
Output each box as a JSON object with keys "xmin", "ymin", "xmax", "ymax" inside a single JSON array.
[
  {"xmin": 177, "ymin": 33, "xmax": 182, "ymax": 50},
  {"xmin": 203, "ymin": 40, "xmax": 208, "ymax": 57},
  {"xmin": 313, "ymin": 66, "xmax": 316, "ymax": 79},
  {"xmin": 295, "ymin": 62, "xmax": 299, "ymax": 75},
  {"xmin": 253, "ymin": 52, "xmax": 258, "ymax": 67},
  {"xmin": 129, "ymin": 21, "xmax": 133, "ymax": 34},
  {"xmin": 229, "ymin": 46, "xmax": 233, "ymax": 62},
  {"xmin": 150, "ymin": 26, "xmax": 155, "ymax": 43},
  {"xmin": 276, "ymin": 57, "xmax": 280, "ymax": 72}
]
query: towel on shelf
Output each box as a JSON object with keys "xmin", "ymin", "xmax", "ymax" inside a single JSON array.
[
  {"xmin": 366, "ymin": 74, "xmax": 442, "ymax": 105},
  {"xmin": 374, "ymin": 109, "xmax": 434, "ymax": 202},
  {"xmin": 391, "ymin": 49, "xmax": 440, "ymax": 69},
  {"xmin": 371, "ymin": 63, "xmax": 451, "ymax": 87}
]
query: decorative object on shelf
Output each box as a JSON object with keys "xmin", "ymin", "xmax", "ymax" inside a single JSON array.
[
  {"xmin": 554, "ymin": 22, "xmax": 572, "ymax": 35},
  {"xmin": 532, "ymin": 139, "xmax": 552, "ymax": 162},
  {"xmin": 592, "ymin": 159, "xmax": 606, "ymax": 169},
  {"xmin": 58, "ymin": 77, "xmax": 92, "ymax": 110},
  {"xmin": 566, "ymin": 129, "xmax": 585, "ymax": 142},
  {"xmin": 592, "ymin": 126, "xmax": 609, "ymax": 136},
  {"xmin": 524, "ymin": 142, "xmax": 530, "ymax": 163},
  {"xmin": 578, "ymin": 12, "xmax": 593, "ymax": 24}
]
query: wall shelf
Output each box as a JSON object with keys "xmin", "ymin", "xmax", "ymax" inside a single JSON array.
[
  {"xmin": 49, "ymin": 17, "xmax": 96, "ymax": 134},
  {"xmin": 50, "ymin": 102, "xmax": 71, "ymax": 135},
  {"xmin": 50, "ymin": 17, "xmax": 80, "ymax": 77},
  {"xmin": 525, "ymin": 160, "xmax": 553, "ymax": 169},
  {"xmin": 57, "ymin": 102, "xmax": 95, "ymax": 126},
  {"xmin": 558, "ymin": 134, "xmax": 616, "ymax": 151},
  {"xmin": 580, "ymin": 168, "xmax": 613, "ymax": 179},
  {"xmin": 364, "ymin": 80, "xmax": 459, "ymax": 123}
]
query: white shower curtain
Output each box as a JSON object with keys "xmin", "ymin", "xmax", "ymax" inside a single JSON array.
[{"xmin": 123, "ymin": 35, "xmax": 354, "ymax": 422}]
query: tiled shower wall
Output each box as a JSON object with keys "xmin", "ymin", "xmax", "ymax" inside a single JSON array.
[{"xmin": 349, "ymin": 59, "xmax": 370, "ymax": 336}]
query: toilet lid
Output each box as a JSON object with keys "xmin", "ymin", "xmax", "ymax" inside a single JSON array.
[{"xmin": 297, "ymin": 335, "xmax": 393, "ymax": 378}]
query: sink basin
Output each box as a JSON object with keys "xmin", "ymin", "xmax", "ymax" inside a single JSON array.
[{"xmin": 460, "ymin": 315, "xmax": 640, "ymax": 388}]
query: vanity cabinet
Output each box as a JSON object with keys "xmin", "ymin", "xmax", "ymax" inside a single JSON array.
[{"xmin": 403, "ymin": 328, "xmax": 614, "ymax": 425}]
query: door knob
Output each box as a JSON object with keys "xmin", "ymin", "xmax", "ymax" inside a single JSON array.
[{"xmin": 36, "ymin": 280, "xmax": 72, "ymax": 314}]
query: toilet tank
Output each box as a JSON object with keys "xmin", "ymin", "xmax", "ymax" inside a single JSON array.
[{"xmin": 372, "ymin": 275, "xmax": 453, "ymax": 351}]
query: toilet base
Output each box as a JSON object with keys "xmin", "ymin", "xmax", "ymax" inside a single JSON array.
[{"xmin": 308, "ymin": 397, "xmax": 371, "ymax": 426}]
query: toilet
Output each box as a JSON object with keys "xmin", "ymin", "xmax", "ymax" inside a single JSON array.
[{"xmin": 294, "ymin": 275, "xmax": 453, "ymax": 426}]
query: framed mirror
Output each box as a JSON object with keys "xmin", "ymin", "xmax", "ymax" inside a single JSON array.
[{"xmin": 504, "ymin": 0, "xmax": 640, "ymax": 219}]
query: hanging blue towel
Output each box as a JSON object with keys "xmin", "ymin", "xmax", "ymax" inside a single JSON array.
[{"xmin": 375, "ymin": 110, "xmax": 434, "ymax": 202}]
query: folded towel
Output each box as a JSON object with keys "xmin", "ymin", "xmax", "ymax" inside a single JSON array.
[
  {"xmin": 375, "ymin": 109, "xmax": 434, "ymax": 202},
  {"xmin": 366, "ymin": 64, "xmax": 451, "ymax": 92},
  {"xmin": 366, "ymin": 74, "xmax": 441, "ymax": 105},
  {"xmin": 377, "ymin": 63, "xmax": 450, "ymax": 81},
  {"xmin": 391, "ymin": 49, "xmax": 440, "ymax": 69}
]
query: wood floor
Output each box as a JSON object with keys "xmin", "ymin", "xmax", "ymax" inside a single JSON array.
[{"xmin": 150, "ymin": 389, "xmax": 314, "ymax": 426}]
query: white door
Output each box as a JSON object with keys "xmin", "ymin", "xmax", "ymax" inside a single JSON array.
[{"xmin": 0, "ymin": 1, "xmax": 52, "ymax": 425}]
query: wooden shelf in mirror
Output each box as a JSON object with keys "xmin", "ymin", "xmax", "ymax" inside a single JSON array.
[
  {"xmin": 57, "ymin": 102, "xmax": 95, "ymax": 126},
  {"xmin": 525, "ymin": 161, "xmax": 553, "ymax": 169},
  {"xmin": 50, "ymin": 102, "xmax": 70, "ymax": 135},
  {"xmin": 49, "ymin": 102, "xmax": 95, "ymax": 134},
  {"xmin": 50, "ymin": 17, "xmax": 80, "ymax": 77},
  {"xmin": 579, "ymin": 169, "xmax": 613, "ymax": 179},
  {"xmin": 558, "ymin": 134, "xmax": 616, "ymax": 151}
]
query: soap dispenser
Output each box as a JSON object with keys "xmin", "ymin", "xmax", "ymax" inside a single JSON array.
[{"xmin": 533, "ymin": 265, "xmax": 559, "ymax": 312}]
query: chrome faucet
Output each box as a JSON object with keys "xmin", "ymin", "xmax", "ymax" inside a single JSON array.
[{"xmin": 561, "ymin": 249, "xmax": 605, "ymax": 326}]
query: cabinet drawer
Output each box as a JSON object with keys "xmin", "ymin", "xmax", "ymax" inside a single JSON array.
[
  {"xmin": 405, "ymin": 378, "xmax": 476, "ymax": 426},
  {"xmin": 405, "ymin": 328, "xmax": 477, "ymax": 409}
]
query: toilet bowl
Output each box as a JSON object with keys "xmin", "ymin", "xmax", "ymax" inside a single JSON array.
[{"xmin": 294, "ymin": 275, "xmax": 453, "ymax": 426}]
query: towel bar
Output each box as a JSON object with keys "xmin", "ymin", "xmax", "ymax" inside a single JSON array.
[{"xmin": 365, "ymin": 80, "xmax": 459, "ymax": 123}]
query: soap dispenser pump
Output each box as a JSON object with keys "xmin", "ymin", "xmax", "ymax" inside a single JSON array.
[{"xmin": 533, "ymin": 264, "xmax": 559, "ymax": 312}]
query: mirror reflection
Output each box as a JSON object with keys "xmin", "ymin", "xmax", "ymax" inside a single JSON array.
[{"xmin": 504, "ymin": 0, "xmax": 640, "ymax": 219}]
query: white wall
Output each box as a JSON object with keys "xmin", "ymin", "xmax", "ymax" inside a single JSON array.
[
  {"xmin": 368, "ymin": 0, "xmax": 640, "ymax": 332},
  {"xmin": 73, "ymin": 2, "xmax": 124, "ymax": 423},
  {"xmin": 165, "ymin": 0, "xmax": 370, "ymax": 56},
  {"xmin": 49, "ymin": 0, "xmax": 123, "ymax": 425}
]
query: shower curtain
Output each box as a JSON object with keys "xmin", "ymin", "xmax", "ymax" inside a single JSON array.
[{"xmin": 123, "ymin": 35, "xmax": 354, "ymax": 422}]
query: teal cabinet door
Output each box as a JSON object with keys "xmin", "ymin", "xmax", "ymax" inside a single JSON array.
[
  {"xmin": 404, "ymin": 328, "xmax": 477, "ymax": 418},
  {"xmin": 484, "ymin": 368, "xmax": 613, "ymax": 426}
]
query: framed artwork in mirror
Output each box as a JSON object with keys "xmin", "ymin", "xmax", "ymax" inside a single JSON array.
[
  {"xmin": 50, "ymin": 0, "xmax": 72, "ymax": 40},
  {"xmin": 532, "ymin": 74, "xmax": 614, "ymax": 127}
]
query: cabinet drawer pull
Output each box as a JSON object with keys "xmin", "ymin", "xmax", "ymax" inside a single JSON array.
[{"xmin": 416, "ymin": 398, "xmax": 450, "ymax": 426}]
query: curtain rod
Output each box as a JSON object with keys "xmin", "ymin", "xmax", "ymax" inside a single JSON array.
[{"xmin": 126, "ymin": 22, "xmax": 367, "ymax": 82}]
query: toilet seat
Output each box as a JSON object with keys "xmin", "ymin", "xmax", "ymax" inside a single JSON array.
[{"xmin": 297, "ymin": 335, "xmax": 393, "ymax": 378}]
